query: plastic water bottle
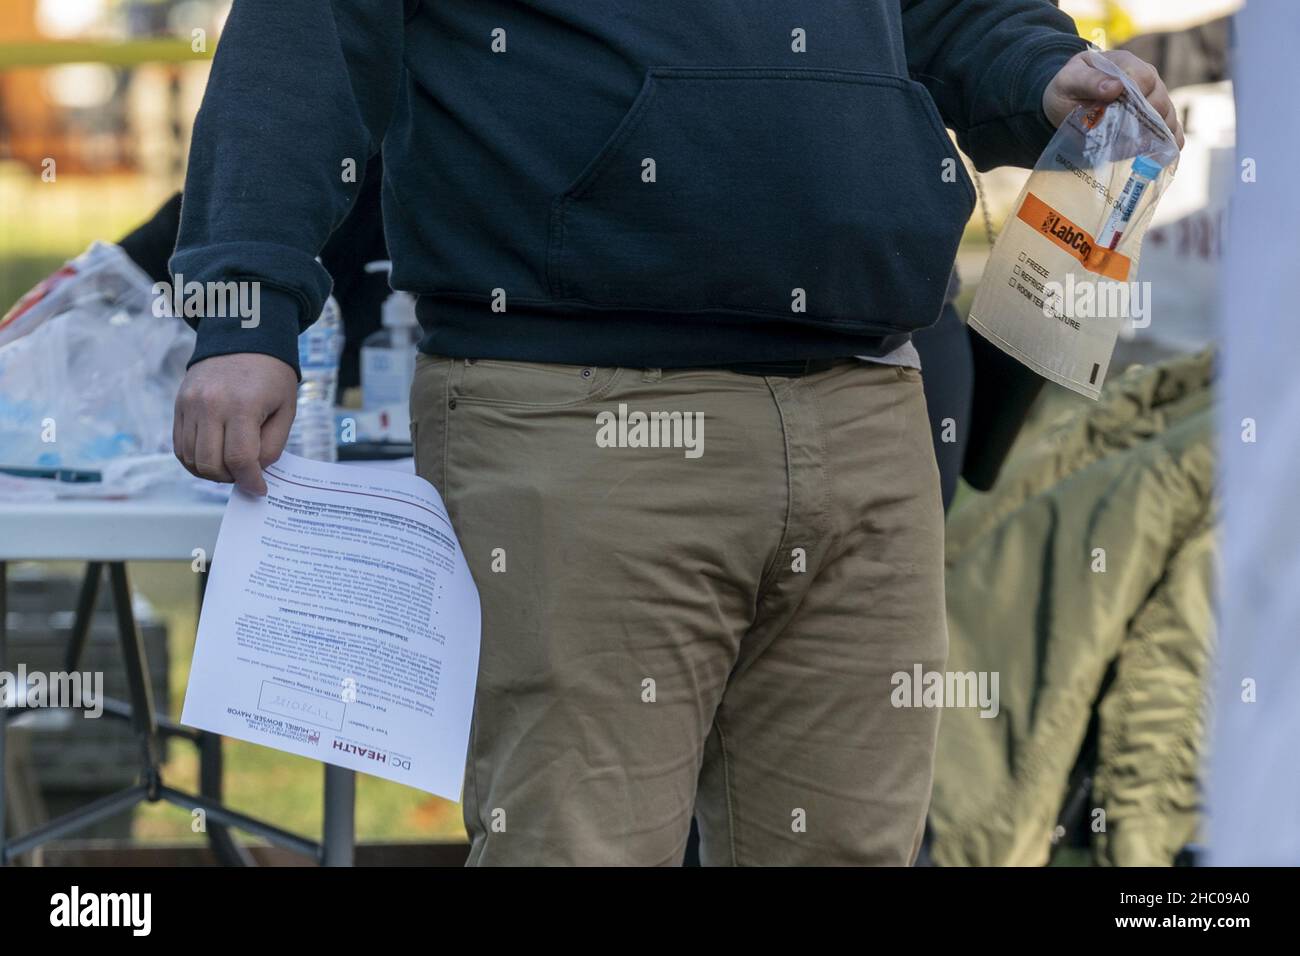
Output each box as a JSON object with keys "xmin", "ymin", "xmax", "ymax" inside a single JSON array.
[{"xmin": 286, "ymin": 295, "xmax": 343, "ymax": 462}]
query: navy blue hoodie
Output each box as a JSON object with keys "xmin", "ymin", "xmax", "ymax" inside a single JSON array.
[{"xmin": 173, "ymin": 0, "xmax": 1087, "ymax": 375}]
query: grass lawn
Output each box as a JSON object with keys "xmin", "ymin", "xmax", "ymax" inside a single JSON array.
[{"xmin": 0, "ymin": 166, "xmax": 174, "ymax": 313}]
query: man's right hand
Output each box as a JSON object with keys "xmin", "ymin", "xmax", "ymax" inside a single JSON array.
[{"xmin": 174, "ymin": 353, "xmax": 298, "ymax": 496}]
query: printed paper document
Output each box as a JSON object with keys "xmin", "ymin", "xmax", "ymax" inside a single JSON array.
[{"xmin": 181, "ymin": 452, "xmax": 481, "ymax": 799}]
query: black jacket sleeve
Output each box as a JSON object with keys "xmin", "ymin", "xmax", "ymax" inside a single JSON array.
[
  {"xmin": 170, "ymin": 0, "xmax": 413, "ymax": 377},
  {"xmin": 901, "ymin": 0, "xmax": 1089, "ymax": 171}
]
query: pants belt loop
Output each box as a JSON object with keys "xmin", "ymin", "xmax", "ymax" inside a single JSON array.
[{"xmin": 642, "ymin": 367, "xmax": 662, "ymax": 383}]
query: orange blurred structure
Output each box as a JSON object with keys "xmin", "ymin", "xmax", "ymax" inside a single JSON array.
[{"xmin": 0, "ymin": 0, "xmax": 137, "ymax": 174}]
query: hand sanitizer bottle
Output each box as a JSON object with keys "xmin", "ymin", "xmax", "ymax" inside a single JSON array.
[{"xmin": 360, "ymin": 260, "xmax": 421, "ymax": 412}]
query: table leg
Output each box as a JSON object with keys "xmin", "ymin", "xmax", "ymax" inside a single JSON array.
[
  {"xmin": 63, "ymin": 562, "xmax": 103, "ymax": 673},
  {"xmin": 321, "ymin": 764, "xmax": 355, "ymax": 866},
  {"xmin": 107, "ymin": 562, "xmax": 161, "ymax": 793},
  {"xmin": 2, "ymin": 560, "xmax": 340, "ymax": 865}
]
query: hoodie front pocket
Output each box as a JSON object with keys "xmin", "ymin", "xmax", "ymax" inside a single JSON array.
[{"xmin": 548, "ymin": 68, "xmax": 975, "ymax": 334}]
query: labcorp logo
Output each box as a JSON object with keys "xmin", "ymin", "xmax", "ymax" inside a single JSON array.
[{"xmin": 50, "ymin": 886, "xmax": 151, "ymax": 936}]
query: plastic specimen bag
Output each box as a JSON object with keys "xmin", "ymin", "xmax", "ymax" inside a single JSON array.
[{"xmin": 968, "ymin": 55, "xmax": 1180, "ymax": 399}]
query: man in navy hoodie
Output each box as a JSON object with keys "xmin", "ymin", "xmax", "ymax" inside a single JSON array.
[{"xmin": 172, "ymin": 1, "xmax": 1181, "ymax": 865}]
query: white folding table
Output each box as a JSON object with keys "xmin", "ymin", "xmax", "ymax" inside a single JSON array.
[{"xmin": 0, "ymin": 491, "xmax": 356, "ymax": 866}]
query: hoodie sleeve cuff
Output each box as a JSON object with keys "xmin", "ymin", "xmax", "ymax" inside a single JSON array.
[{"xmin": 186, "ymin": 285, "xmax": 305, "ymax": 380}]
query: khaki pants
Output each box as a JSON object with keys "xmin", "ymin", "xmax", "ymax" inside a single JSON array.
[{"xmin": 410, "ymin": 353, "xmax": 947, "ymax": 865}]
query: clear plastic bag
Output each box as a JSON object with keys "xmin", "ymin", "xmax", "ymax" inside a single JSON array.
[
  {"xmin": 968, "ymin": 56, "xmax": 1180, "ymax": 399},
  {"xmin": 0, "ymin": 242, "xmax": 196, "ymax": 470}
]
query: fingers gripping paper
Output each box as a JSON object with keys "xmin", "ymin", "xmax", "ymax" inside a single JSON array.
[{"xmin": 968, "ymin": 56, "xmax": 1179, "ymax": 399}]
